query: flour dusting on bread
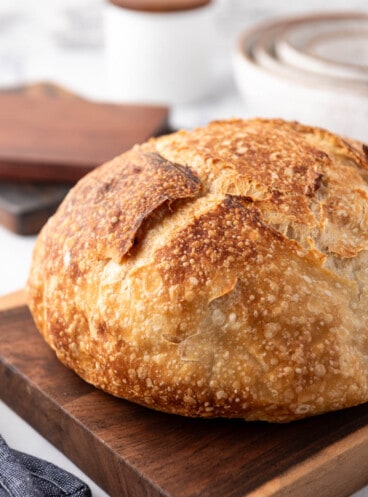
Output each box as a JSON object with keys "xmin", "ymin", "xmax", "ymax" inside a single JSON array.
[{"xmin": 27, "ymin": 118, "xmax": 368, "ymax": 422}]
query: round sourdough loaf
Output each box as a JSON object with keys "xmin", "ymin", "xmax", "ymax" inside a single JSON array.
[{"xmin": 26, "ymin": 119, "xmax": 368, "ymax": 422}]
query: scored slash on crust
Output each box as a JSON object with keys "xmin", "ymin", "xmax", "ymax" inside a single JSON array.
[{"xmin": 26, "ymin": 118, "xmax": 368, "ymax": 422}]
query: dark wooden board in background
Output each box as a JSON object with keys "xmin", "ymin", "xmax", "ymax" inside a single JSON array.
[
  {"xmin": 1, "ymin": 294, "xmax": 368, "ymax": 497},
  {"xmin": 0, "ymin": 181, "xmax": 70, "ymax": 235},
  {"xmin": 0, "ymin": 83, "xmax": 169, "ymax": 183},
  {"xmin": 0, "ymin": 83, "xmax": 169, "ymax": 234}
]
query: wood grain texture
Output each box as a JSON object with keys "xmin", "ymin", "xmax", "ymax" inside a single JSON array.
[
  {"xmin": 0, "ymin": 83, "xmax": 169, "ymax": 235},
  {"xmin": 0, "ymin": 84, "xmax": 73, "ymax": 234},
  {"xmin": 0, "ymin": 85, "xmax": 169, "ymax": 183},
  {"xmin": 107, "ymin": 0, "xmax": 211, "ymax": 12},
  {"xmin": 0, "ymin": 293, "xmax": 368, "ymax": 497}
]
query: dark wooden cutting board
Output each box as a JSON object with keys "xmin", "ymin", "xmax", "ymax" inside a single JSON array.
[
  {"xmin": 0, "ymin": 83, "xmax": 169, "ymax": 183},
  {"xmin": 0, "ymin": 181, "xmax": 71, "ymax": 235},
  {"xmin": 0, "ymin": 83, "xmax": 169, "ymax": 235},
  {"xmin": 1, "ymin": 292, "xmax": 368, "ymax": 497}
]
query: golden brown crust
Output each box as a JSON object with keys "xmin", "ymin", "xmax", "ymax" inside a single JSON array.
[{"xmin": 27, "ymin": 118, "xmax": 368, "ymax": 422}]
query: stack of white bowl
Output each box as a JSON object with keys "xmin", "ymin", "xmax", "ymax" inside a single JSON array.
[{"xmin": 233, "ymin": 12, "xmax": 368, "ymax": 141}]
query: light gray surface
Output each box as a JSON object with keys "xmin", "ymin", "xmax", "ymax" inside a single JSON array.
[{"xmin": 0, "ymin": 1, "xmax": 367, "ymax": 495}]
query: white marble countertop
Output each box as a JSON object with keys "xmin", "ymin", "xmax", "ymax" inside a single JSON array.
[{"xmin": 0, "ymin": 1, "xmax": 367, "ymax": 496}]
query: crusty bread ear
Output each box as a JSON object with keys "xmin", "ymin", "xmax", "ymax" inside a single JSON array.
[{"xmin": 27, "ymin": 118, "xmax": 368, "ymax": 422}]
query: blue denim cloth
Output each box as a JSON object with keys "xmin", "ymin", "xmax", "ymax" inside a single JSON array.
[{"xmin": 0, "ymin": 436, "xmax": 91, "ymax": 497}]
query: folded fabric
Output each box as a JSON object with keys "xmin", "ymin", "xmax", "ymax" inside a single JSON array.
[{"xmin": 0, "ymin": 435, "xmax": 91, "ymax": 497}]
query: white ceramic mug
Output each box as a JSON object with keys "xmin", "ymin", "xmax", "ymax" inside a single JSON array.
[{"xmin": 104, "ymin": 1, "xmax": 215, "ymax": 105}]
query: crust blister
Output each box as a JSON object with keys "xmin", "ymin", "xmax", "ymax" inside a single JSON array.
[{"xmin": 27, "ymin": 118, "xmax": 368, "ymax": 422}]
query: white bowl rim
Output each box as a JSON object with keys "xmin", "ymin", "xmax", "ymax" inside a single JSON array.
[
  {"xmin": 235, "ymin": 11, "xmax": 368, "ymax": 97},
  {"xmin": 277, "ymin": 18, "xmax": 368, "ymax": 81}
]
